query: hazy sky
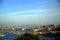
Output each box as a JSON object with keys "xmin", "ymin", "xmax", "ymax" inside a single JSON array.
[{"xmin": 0, "ymin": 0, "xmax": 60, "ymax": 27}]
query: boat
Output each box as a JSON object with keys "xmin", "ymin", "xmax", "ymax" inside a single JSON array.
[{"xmin": 0, "ymin": 33, "xmax": 4, "ymax": 37}]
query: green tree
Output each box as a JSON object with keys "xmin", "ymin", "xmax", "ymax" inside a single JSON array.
[{"xmin": 15, "ymin": 33, "xmax": 39, "ymax": 40}]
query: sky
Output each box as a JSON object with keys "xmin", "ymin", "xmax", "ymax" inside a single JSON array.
[{"xmin": 0, "ymin": 0, "xmax": 60, "ymax": 27}]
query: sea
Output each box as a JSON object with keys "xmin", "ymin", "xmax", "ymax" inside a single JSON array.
[{"xmin": 0, "ymin": 32, "xmax": 17, "ymax": 40}]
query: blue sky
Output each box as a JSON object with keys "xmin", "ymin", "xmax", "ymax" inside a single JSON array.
[{"xmin": 0, "ymin": 0, "xmax": 60, "ymax": 27}]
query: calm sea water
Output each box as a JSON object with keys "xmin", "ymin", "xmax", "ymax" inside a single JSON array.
[{"xmin": 0, "ymin": 32, "xmax": 17, "ymax": 40}]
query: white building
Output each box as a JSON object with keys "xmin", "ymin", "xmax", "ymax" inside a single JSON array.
[
  {"xmin": 22, "ymin": 28, "xmax": 26, "ymax": 31},
  {"xmin": 34, "ymin": 29, "xmax": 39, "ymax": 32}
]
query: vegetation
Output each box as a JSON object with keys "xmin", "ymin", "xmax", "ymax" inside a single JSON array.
[{"xmin": 15, "ymin": 33, "xmax": 39, "ymax": 40}]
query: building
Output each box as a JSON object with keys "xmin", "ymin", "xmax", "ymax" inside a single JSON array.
[{"xmin": 38, "ymin": 35, "xmax": 55, "ymax": 40}]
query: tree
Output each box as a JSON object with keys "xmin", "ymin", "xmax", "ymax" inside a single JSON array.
[{"xmin": 15, "ymin": 33, "xmax": 39, "ymax": 40}]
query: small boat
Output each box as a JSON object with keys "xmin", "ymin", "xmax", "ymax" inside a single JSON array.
[
  {"xmin": 0, "ymin": 35, "xmax": 4, "ymax": 37},
  {"xmin": 0, "ymin": 33, "xmax": 4, "ymax": 37}
]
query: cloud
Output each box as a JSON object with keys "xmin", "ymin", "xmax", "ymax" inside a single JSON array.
[
  {"xmin": 0, "ymin": 7, "xmax": 60, "ymax": 17},
  {"xmin": 4, "ymin": 8, "xmax": 60, "ymax": 16},
  {"xmin": 6, "ymin": 9, "xmax": 46, "ymax": 15}
]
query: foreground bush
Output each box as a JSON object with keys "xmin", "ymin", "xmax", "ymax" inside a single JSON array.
[{"xmin": 15, "ymin": 33, "xmax": 39, "ymax": 40}]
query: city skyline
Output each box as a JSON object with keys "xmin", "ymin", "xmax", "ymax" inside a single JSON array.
[{"xmin": 0, "ymin": 0, "xmax": 60, "ymax": 27}]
